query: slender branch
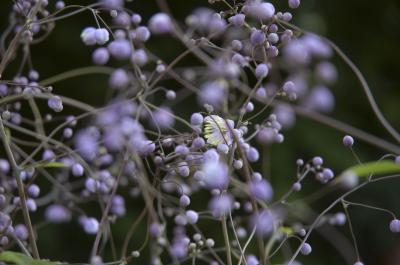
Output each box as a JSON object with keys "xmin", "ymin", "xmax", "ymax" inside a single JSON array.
[{"xmin": 0, "ymin": 117, "xmax": 39, "ymax": 258}]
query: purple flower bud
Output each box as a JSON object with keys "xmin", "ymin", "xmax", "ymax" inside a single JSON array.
[
  {"xmin": 28, "ymin": 70, "xmax": 39, "ymax": 81},
  {"xmin": 178, "ymin": 163, "xmax": 190, "ymax": 177},
  {"xmin": 180, "ymin": 195, "xmax": 191, "ymax": 207},
  {"xmin": 81, "ymin": 217, "xmax": 99, "ymax": 234},
  {"xmin": 208, "ymin": 194, "xmax": 234, "ymax": 217},
  {"xmin": 148, "ymin": 13, "xmax": 173, "ymax": 34},
  {"xmin": 0, "ymin": 236, "xmax": 9, "ymax": 246},
  {"xmin": 0, "ymin": 159, "xmax": 10, "ymax": 174},
  {"xmin": 92, "ymin": 48, "xmax": 110, "ymax": 65},
  {"xmin": 202, "ymin": 161, "xmax": 229, "ymax": 190},
  {"xmin": 14, "ymin": 224, "xmax": 28, "ymax": 240},
  {"xmin": 312, "ymin": 156, "xmax": 323, "ymax": 166},
  {"xmin": 63, "ymin": 128, "xmax": 73, "ymax": 138},
  {"xmin": 135, "ymin": 26, "xmax": 151, "ymax": 42},
  {"xmin": 300, "ymin": 243, "xmax": 312, "ymax": 255},
  {"xmin": 250, "ymin": 30, "xmax": 266, "ymax": 45},
  {"xmin": 250, "ymin": 210, "xmax": 275, "ymax": 236},
  {"xmin": 282, "ymin": 12, "xmax": 293, "ymax": 21},
  {"xmin": 131, "ymin": 14, "xmax": 142, "ymax": 24},
  {"xmin": 131, "ymin": 49, "xmax": 148, "ymax": 66},
  {"xmin": 166, "ymin": 90, "xmax": 176, "ymax": 100},
  {"xmin": 151, "ymin": 107, "xmax": 175, "ymax": 130},
  {"xmin": 246, "ymin": 147, "xmax": 260, "ymax": 162},
  {"xmin": 108, "ymin": 39, "xmax": 132, "ymax": 60},
  {"xmin": 246, "ymin": 255, "xmax": 259, "ymax": 265},
  {"xmin": 190, "ymin": 113, "xmax": 203, "ymax": 126},
  {"xmin": 42, "ymin": 149, "xmax": 55, "ymax": 161},
  {"xmin": 48, "ymin": 96, "xmax": 63, "ymax": 112},
  {"xmin": 174, "ymin": 214, "xmax": 187, "ymax": 226},
  {"xmin": 55, "ymin": 1, "xmax": 65, "ymax": 10},
  {"xmin": 292, "ymin": 182, "xmax": 302, "ymax": 191},
  {"xmin": 315, "ymin": 61, "xmax": 337, "ymax": 84},
  {"xmin": 288, "ymin": 0, "xmax": 301, "ymax": 8},
  {"xmin": 390, "ymin": 219, "xmax": 400, "ymax": 233},
  {"xmin": 198, "ymin": 81, "xmax": 226, "ymax": 109},
  {"xmin": 175, "ymin": 145, "xmax": 189, "ymax": 155},
  {"xmin": 113, "ymin": 11, "xmax": 131, "ymax": 27},
  {"xmin": 111, "ymin": 195, "xmax": 126, "ymax": 216},
  {"xmin": 0, "ymin": 84, "xmax": 8, "ymax": 96},
  {"xmin": 109, "ymin": 68, "xmax": 130, "ymax": 89},
  {"xmin": 248, "ymin": 179, "xmax": 273, "ymax": 201},
  {"xmin": 231, "ymin": 40, "xmax": 243, "ymax": 51},
  {"xmin": 255, "ymin": 64, "xmax": 269, "ymax": 79},
  {"xmin": 150, "ymin": 222, "xmax": 163, "ymax": 237},
  {"xmin": 343, "ymin": 135, "xmax": 354, "ymax": 148},
  {"xmin": 185, "ymin": 210, "xmax": 199, "ymax": 224},
  {"xmin": 354, "ymin": 262, "xmax": 364, "ymax": 265},
  {"xmin": 322, "ymin": 168, "xmax": 334, "ymax": 180},
  {"xmin": 229, "ymin": 14, "xmax": 246, "ymax": 27},
  {"xmin": 81, "ymin": 27, "xmax": 97, "ymax": 45},
  {"xmin": 101, "ymin": 0, "xmax": 124, "ymax": 9},
  {"xmin": 217, "ymin": 143, "xmax": 229, "ymax": 154},
  {"xmin": 267, "ymin": 46, "xmax": 279, "ymax": 57},
  {"xmin": 28, "ymin": 184, "xmax": 40, "ymax": 198},
  {"xmin": 72, "ymin": 163, "xmax": 84, "ymax": 177},
  {"xmin": 244, "ymin": 2, "xmax": 275, "ymax": 20},
  {"xmin": 304, "ymin": 86, "xmax": 335, "ymax": 113},
  {"xmin": 95, "ymin": 28, "xmax": 109, "ymax": 45},
  {"xmin": 192, "ymin": 137, "xmax": 205, "ymax": 149},
  {"xmin": 45, "ymin": 205, "xmax": 72, "ymax": 223}
]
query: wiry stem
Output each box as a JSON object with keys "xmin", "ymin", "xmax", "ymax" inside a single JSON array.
[{"xmin": 0, "ymin": 117, "xmax": 39, "ymax": 258}]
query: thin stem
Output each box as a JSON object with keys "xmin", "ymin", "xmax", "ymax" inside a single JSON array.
[
  {"xmin": 221, "ymin": 215, "xmax": 233, "ymax": 265},
  {"xmin": 342, "ymin": 200, "xmax": 360, "ymax": 261},
  {"xmin": 0, "ymin": 117, "xmax": 39, "ymax": 258}
]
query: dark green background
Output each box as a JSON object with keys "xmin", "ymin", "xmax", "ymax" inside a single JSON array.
[{"xmin": 1, "ymin": 0, "xmax": 400, "ymax": 264}]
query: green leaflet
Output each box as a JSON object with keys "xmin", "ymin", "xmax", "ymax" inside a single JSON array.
[
  {"xmin": 36, "ymin": 162, "xmax": 67, "ymax": 168},
  {"xmin": 0, "ymin": 251, "xmax": 60, "ymax": 265},
  {"xmin": 41, "ymin": 162, "xmax": 67, "ymax": 168},
  {"xmin": 341, "ymin": 160, "xmax": 400, "ymax": 178}
]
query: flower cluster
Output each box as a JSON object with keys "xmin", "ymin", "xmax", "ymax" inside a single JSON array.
[{"xmin": 0, "ymin": 1, "xmax": 399, "ymax": 265}]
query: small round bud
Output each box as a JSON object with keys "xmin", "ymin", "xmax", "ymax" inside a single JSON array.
[
  {"xmin": 186, "ymin": 210, "xmax": 199, "ymax": 224},
  {"xmin": 343, "ymin": 135, "xmax": 354, "ymax": 148},
  {"xmin": 255, "ymin": 64, "xmax": 269, "ymax": 79},
  {"xmin": 390, "ymin": 219, "xmax": 400, "ymax": 233},
  {"xmin": 190, "ymin": 113, "xmax": 203, "ymax": 126},
  {"xmin": 166, "ymin": 90, "xmax": 176, "ymax": 100},
  {"xmin": 292, "ymin": 182, "xmax": 301, "ymax": 191},
  {"xmin": 193, "ymin": 233, "xmax": 202, "ymax": 242},
  {"xmin": 288, "ymin": 0, "xmax": 300, "ymax": 9},
  {"xmin": 233, "ymin": 160, "xmax": 243, "ymax": 170},
  {"xmin": 28, "ymin": 184, "xmax": 40, "ymax": 198},
  {"xmin": 300, "ymin": 243, "xmax": 312, "ymax": 255},
  {"xmin": 179, "ymin": 195, "xmax": 191, "ymax": 207},
  {"xmin": 312, "ymin": 156, "xmax": 323, "ymax": 166},
  {"xmin": 131, "ymin": 251, "xmax": 140, "ymax": 257},
  {"xmin": 250, "ymin": 30, "xmax": 266, "ymax": 45},
  {"xmin": 206, "ymin": 238, "xmax": 215, "ymax": 247}
]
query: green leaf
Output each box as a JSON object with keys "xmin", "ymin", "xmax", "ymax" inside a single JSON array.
[
  {"xmin": 342, "ymin": 160, "xmax": 400, "ymax": 178},
  {"xmin": 335, "ymin": 160, "xmax": 400, "ymax": 187},
  {"xmin": 38, "ymin": 162, "xmax": 67, "ymax": 168},
  {"xmin": 0, "ymin": 251, "xmax": 60, "ymax": 265}
]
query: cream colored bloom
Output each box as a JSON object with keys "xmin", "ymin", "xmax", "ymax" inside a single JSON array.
[{"xmin": 203, "ymin": 115, "xmax": 233, "ymax": 146}]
